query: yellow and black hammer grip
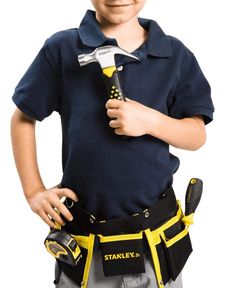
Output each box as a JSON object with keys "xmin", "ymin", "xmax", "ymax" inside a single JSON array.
[
  {"xmin": 102, "ymin": 66, "xmax": 126, "ymax": 101},
  {"xmin": 102, "ymin": 66, "xmax": 130, "ymax": 139}
]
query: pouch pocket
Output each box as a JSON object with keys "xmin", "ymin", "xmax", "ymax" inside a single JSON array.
[
  {"xmin": 57, "ymin": 246, "xmax": 87, "ymax": 285},
  {"xmin": 162, "ymin": 221, "xmax": 193, "ymax": 280},
  {"xmin": 99, "ymin": 232, "xmax": 145, "ymax": 276}
]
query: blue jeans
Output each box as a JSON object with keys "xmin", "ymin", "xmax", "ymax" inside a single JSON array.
[{"xmin": 55, "ymin": 250, "xmax": 183, "ymax": 288}]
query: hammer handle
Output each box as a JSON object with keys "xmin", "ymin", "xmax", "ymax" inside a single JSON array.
[
  {"xmin": 102, "ymin": 67, "xmax": 126, "ymax": 101},
  {"xmin": 102, "ymin": 66, "xmax": 130, "ymax": 140}
]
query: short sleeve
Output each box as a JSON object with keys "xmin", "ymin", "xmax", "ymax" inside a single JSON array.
[
  {"xmin": 12, "ymin": 41, "xmax": 61, "ymax": 121},
  {"xmin": 168, "ymin": 50, "xmax": 214, "ymax": 125}
]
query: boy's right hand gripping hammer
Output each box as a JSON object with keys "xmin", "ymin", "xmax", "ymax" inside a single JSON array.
[{"xmin": 78, "ymin": 45, "xmax": 140, "ymax": 139}]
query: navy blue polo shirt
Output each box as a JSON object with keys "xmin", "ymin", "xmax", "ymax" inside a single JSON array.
[{"xmin": 12, "ymin": 9, "xmax": 214, "ymax": 221}]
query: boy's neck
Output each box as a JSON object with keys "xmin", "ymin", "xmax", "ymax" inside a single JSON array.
[{"xmin": 95, "ymin": 13, "xmax": 148, "ymax": 53}]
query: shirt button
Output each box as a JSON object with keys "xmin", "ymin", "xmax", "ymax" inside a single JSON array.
[{"xmin": 117, "ymin": 65, "xmax": 123, "ymax": 71}]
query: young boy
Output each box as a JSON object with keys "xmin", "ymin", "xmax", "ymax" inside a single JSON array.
[{"xmin": 11, "ymin": 1, "xmax": 214, "ymax": 287}]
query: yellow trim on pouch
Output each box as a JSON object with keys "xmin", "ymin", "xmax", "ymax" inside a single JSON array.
[
  {"xmin": 98, "ymin": 232, "xmax": 143, "ymax": 243},
  {"xmin": 81, "ymin": 234, "xmax": 95, "ymax": 288},
  {"xmin": 182, "ymin": 213, "xmax": 194, "ymax": 226}
]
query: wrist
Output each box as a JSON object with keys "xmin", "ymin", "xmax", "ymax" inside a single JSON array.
[
  {"xmin": 25, "ymin": 185, "xmax": 46, "ymax": 203},
  {"xmin": 145, "ymin": 108, "xmax": 162, "ymax": 137}
]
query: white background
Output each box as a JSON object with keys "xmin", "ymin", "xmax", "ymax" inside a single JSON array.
[{"xmin": 1, "ymin": 0, "xmax": 235, "ymax": 287}]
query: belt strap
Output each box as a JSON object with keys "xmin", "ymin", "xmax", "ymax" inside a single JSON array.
[
  {"xmin": 144, "ymin": 228, "xmax": 164, "ymax": 288},
  {"xmin": 80, "ymin": 234, "xmax": 95, "ymax": 288},
  {"xmin": 70, "ymin": 233, "xmax": 95, "ymax": 288},
  {"xmin": 63, "ymin": 186, "xmax": 177, "ymax": 236}
]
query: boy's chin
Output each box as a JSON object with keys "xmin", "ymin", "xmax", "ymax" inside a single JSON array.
[{"xmin": 104, "ymin": 14, "xmax": 137, "ymax": 25}]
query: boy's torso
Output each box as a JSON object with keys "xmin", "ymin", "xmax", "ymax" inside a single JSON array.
[
  {"xmin": 48, "ymin": 10, "xmax": 185, "ymax": 221},
  {"xmin": 15, "ymin": 10, "xmax": 212, "ymax": 221}
]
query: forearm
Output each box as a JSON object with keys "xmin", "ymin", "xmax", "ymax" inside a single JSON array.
[
  {"xmin": 10, "ymin": 108, "xmax": 46, "ymax": 201},
  {"xmin": 146, "ymin": 109, "xmax": 206, "ymax": 151}
]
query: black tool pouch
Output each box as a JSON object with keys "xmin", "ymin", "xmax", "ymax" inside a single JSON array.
[
  {"xmin": 56, "ymin": 246, "xmax": 87, "ymax": 285},
  {"xmin": 162, "ymin": 220, "xmax": 193, "ymax": 281},
  {"xmin": 99, "ymin": 232, "xmax": 145, "ymax": 276},
  {"xmin": 144, "ymin": 202, "xmax": 193, "ymax": 286}
]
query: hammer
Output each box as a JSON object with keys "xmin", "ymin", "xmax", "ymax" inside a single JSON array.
[{"xmin": 78, "ymin": 45, "xmax": 140, "ymax": 138}]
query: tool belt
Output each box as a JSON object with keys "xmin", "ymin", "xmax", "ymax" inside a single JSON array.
[{"xmin": 52, "ymin": 186, "xmax": 193, "ymax": 288}]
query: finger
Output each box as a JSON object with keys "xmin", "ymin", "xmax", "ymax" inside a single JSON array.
[
  {"xmin": 57, "ymin": 188, "xmax": 79, "ymax": 202},
  {"xmin": 39, "ymin": 210, "xmax": 57, "ymax": 228},
  {"xmin": 45, "ymin": 205, "xmax": 66, "ymax": 226},
  {"xmin": 109, "ymin": 119, "xmax": 120, "ymax": 128},
  {"xmin": 106, "ymin": 108, "xmax": 119, "ymax": 119},
  {"xmin": 105, "ymin": 99, "xmax": 120, "ymax": 109},
  {"xmin": 114, "ymin": 128, "xmax": 123, "ymax": 135},
  {"xmin": 51, "ymin": 199, "xmax": 74, "ymax": 222}
]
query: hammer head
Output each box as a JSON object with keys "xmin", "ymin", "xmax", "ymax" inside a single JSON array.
[{"xmin": 78, "ymin": 45, "xmax": 140, "ymax": 69}]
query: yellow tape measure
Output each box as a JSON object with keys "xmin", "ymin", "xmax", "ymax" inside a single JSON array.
[{"xmin": 44, "ymin": 229, "xmax": 82, "ymax": 266}]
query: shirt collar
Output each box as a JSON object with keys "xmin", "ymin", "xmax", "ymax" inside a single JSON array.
[{"xmin": 78, "ymin": 9, "xmax": 172, "ymax": 58}]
